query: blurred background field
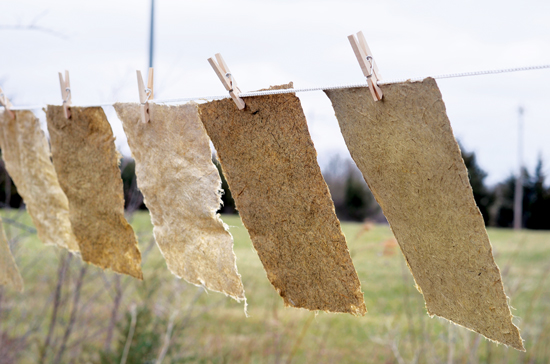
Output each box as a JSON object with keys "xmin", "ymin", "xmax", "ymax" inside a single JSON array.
[{"xmin": 1, "ymin": 210, "xmax": 549, "ymax": 364}]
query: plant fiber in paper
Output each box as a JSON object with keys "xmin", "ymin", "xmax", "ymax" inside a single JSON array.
[
  {"xmin": 325, "ymin": 78, "xmax": 523, "ymax": 350},
  {"xmin": 199, "ymin": 84, "xmax": 366, "ymax": 315},
  {"xmin": 46, "ymin": 106, "xmax": 142, "ymax": 279},
  {"xmin": 0, "ymin": 110, "xmax": 78, "ymax": 252},
  {"xmin": 114, "ymin": 102, "xmax": 245, "ymax": 302}
]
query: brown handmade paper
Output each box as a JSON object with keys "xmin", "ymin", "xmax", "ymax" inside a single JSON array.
[
  {"xmin": 325, "ymin": 78, "xmax": 524, "ymax": 350},
  {"xmin": 0, "ymin": 110, "xmax": 78, "ymax": 252},
  {"xmin": 113, "ymin": 102, "xmax": 245, "ymax": 302},
  {"xmin": 46, "ymin": 106, "xmax": 142, "ymax": 279},
  {"xmin": 199, "ymin": 84, "xmax": 366, "ymax": 315},
  {"xmin": 0, "ymin": 218, "xmax": 23, "ymax": 292}
]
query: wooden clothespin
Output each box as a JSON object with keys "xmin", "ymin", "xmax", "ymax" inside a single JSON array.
[
  {"xmin": 137, "ymin": 68, "xmax": 154, "ymax": 123},
  {"xmin": 58, "ymin": 70, "xmax": 72, "ymax": 118},
  {"xmin": 348, "ymin": 31, "xmax": 383, "ymax": 101},
  {"xmin": 0, "ymin": 86, "xmax": 15, "ymax": 119},
  {"xmin": 208, "ymin": 53, "xmax": 245, "ymax": 110}
]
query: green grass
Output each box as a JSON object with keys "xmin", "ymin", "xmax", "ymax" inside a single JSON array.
[{"xmin": 1, "ymin": 210, "xmax": 550, "ymax": 363}]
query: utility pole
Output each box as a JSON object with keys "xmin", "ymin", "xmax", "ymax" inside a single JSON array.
[
  {"xmin": 148, "ymin": 0, "xmax": 155, "ymax": 68},
  {"xmin": 513, "ymin": 106, "xmax": 524, "ymax": 230}
]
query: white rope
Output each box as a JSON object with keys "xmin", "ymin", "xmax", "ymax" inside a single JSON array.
[
  {"xmin": 3, "ymin": 64, "xmax": 550, "ymax": 111},
  {"xmin": 381, "ymin": 64, "xmax": 550, "ymax": 84},
  {"xmin": 236, "ymin": 64, "xmax": 550, "ymax": 98}
]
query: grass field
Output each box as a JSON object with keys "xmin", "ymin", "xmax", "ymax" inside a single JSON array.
[{"xmin": 1, "ymin": 209, "xmax": 549, "ymax": 363}]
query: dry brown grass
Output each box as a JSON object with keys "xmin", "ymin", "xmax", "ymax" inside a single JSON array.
[{"xmin": 0, "ymin": 210, "xmax": 549, "ymax": 363}]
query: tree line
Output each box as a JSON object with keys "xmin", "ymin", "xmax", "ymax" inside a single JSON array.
[
  {"xmin": 1, "ymin": 145, "xmax": 549, "ymax": 229},
  {"xmin": 322, "ymin": 144, "xmax": 550, "ymax": 229}
]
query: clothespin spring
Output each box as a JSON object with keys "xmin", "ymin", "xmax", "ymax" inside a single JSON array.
[
  {"xmin": 142, "ymin": 88, "xmax": 152, "ymax": 105},
  {"xmin": 136, "ymin": 68, "xmax": 154, "ymax": 123},
  {"xmin": 139, "ymin": 87, "xmax": 152, "ymax": 123},
  {"xmin": 63, "ymin": 87, "xmax": 71, "ymax": 104},
  {"xmin": 58, "ymin": 70, "xmax": 72, "ymax": 119},
  {"xmin": 365, "ymin": 56, "xmax": 374, "ymax": 79},
  {"xmin": 225, "ymin": 73, "xmax": 235, "ymax": 92}
]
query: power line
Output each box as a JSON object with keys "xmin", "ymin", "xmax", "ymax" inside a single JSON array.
[
  {"xmin": 148, "ymin": 0, "xmax": 155, "ymax": 69},
  {"xmin": 514, "ymin": 106, "xmax": 525, "ymax": 231}
]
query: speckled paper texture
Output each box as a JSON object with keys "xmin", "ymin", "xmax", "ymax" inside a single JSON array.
[
  {"xmin": 325, "ymin": 78, "xmax": 523, "ymax": 350},
  {"xmin": 0, "ymin": 217, "xmax": 23, "ymax": 292},
  {"xmin": 199, "ymin": 84, "xmax": 366, "ymax": 315},
  {"xmin": 46, "ymin": 106, "xmax": 142, "ymax": 279},
  {"xmin": 0, "ymin": 110, "xmax": 78, "ymax": 252},
  {"xmin": 113, "ymin": 102, "xmax": 245, "ymax": 302}
]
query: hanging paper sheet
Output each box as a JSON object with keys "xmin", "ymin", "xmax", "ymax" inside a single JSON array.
[
  {"xmin": 114, "ymin": 102, "xmax": 245, "ymax": 302},
  {"xmin": 325, "ymin": 78, "xmax": 524, "ymax": 350},
  {"xmin": 199, "ymin": 84, "xmax": 366, "ymax": 315},
  {"xmin": 0, "ymin": 110, "xmax": 78, "ymax": 252},
  {"xmin": 46, "ymin": 106, "xmax": 142, "ymax": 279}
]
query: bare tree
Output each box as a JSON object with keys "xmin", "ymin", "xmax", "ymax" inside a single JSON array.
[{"xmin": 0, "ymin": 10, "xmax": 68, "ymax": 40}]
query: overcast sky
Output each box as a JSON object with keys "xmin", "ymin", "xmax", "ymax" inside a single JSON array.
[{"xmin": 1, "ymin": 0, "xmax": 549, "ymax": 185}]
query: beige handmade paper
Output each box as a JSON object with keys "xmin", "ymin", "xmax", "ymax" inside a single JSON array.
[
  {"xmin": 46, "ymin": 106, "xmax": 142, "ymax": 279},
  {"xmin": 0, "ymin": 217, "xmax": 23, "ymax": 292},
  {"xmin": 325, "ymin": 78, "xmax": 523, "ymax": 350},
  {"xmin": 199, "ymin": 84, "xmax": 366, "ymax": 315},
  {"xmin": 113, "ymin": 102, "xmax": 245, "ymax": 301},
  {"xmin": 0, "ymin": 110, "xmax": 78, "ymax": 252}
]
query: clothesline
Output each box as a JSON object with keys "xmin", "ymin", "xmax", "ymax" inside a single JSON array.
[{"xmin": 3, "ymin": 63, "xmax": 550, "ymax": 111}]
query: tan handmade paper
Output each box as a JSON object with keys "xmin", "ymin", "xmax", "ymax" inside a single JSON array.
[
  {"xmin": 0, "ymin": 217, "xmax": 23, "ymax": 292},
  {"xmin": 325, "ymin": 78, "xmax": 524, "ymax": 350},
  {"xmin": 46, "ymin": 106, "xmax": 142, "ymax": 279},
  {"xmin": 199, "ymin": 84, "xmax": 366, "ymax": 315},
  {"xmin": 113, "ymin": 102, "xmax": 245, "ymax": 302},
  {"xmin": 0, "ymin": 110, "xmax": 78, "ymax": 252}
]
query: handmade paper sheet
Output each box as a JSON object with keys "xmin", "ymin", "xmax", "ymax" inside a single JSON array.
[
  {"xmin": 0, "ymin": 110, "xmax": 78, "ymax": 252},
  {"xmin": 0, "ymin": 218, "xmax": 23, "ymax": 292},
  {"xmin": 325, "ymin": 78, "xmax": 523, "ymax": 350},
  {"xmin": 199, "ymin": 84, "xmax": 366, "ymax": 315},
  {"xmin": 114, "ymin": 102, "xmax": 245, "ymax": 302},
  {"xmin": 46, "ymin": 106, "xmax": 142, "ymax": 279}
]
